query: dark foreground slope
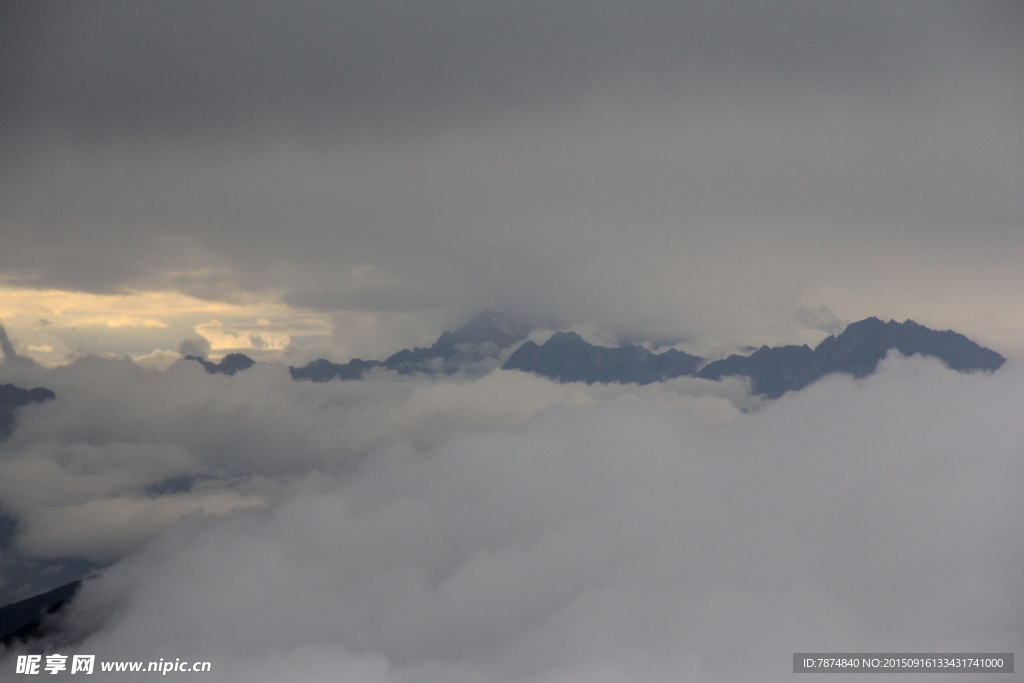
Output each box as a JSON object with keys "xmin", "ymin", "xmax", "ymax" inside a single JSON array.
[{"xmin": 0, "ymin": 580, "xmax": 80, "ymax": 645}]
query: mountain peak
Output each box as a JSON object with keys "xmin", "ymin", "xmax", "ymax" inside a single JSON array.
[
  {"xmin": 697, "ymin": 317, "xmax": 1005, "ymax": 397},
  {"xmin": 502, "ymin": 333, "xmax": 702, "ymax": 385},
  {"xmin": 184, "ymin": 353, "xmax": 255, "ymax": 376},
  {"xmin": 441, "ymin": 311, "xmax": 532, "ymax": 349}
]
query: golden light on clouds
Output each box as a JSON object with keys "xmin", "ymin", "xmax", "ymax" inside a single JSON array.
[
  {"xmin": 195, "ymin": 320, "xmax": 297, "ymax": 351},
  {"xmin": 77, "ymin": 316, "xmax": 169, "ymax": 329},
  {"xmin": 0, "ymin": 286, "xmax": 331, "ymax": 366},
  {"xmin": 0, "ymin": 287, "xmax": 261, "ymax": 323}
]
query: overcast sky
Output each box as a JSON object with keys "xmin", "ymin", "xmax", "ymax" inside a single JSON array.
[{"xmin": 1, "ymin": 0, "xmax": 1022, "ymax": 364}]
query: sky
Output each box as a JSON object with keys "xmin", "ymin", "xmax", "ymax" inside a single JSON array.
[
  {"xmin": 1, "ymin": 0, "xmax": 1022, "ymax": 365},
  {"xmin": 0, "ymin": 2, "xmax": 1022, "ymax": 681}
]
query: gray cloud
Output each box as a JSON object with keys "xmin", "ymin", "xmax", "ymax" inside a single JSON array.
[
  {"xmin": 7, "ymin": 2, "xmax": 997, "ymax": 139},
  {"xmin": 177, "ymin": 337, "xmax": 211, "ymax": 358}
]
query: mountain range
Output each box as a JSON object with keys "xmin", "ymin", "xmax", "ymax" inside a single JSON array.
[
  {"xmin": 503, "ymin": 317, "xmax": 1004, "ymax": 397},
  {"xmin": 288, "ymin": 311, "xmax": 532, "ymax": 381},
  {"xmin": 502, "ymin": 331, "xmax": 703, "ymax": 385},
  {"xmin": 278, "ymin": 313, "xmax": 1005, "ymax": 398},
  {"xmin": 693, "ymin": 317, "xmax": 1004, "ymax": 398}
]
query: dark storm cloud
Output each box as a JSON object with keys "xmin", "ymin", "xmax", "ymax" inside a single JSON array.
[{"xmin": 3, "ymin": 1, "xmax": 992, "ymax": 139}]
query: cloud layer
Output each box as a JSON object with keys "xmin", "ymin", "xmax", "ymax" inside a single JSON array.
[
  {"xmin": 1, "ymin": 354, "xmax": 1020, "ymax": 681},
  {"xmin": 0, "ymin": 353, "xmax": 748, "ymax": 586}
]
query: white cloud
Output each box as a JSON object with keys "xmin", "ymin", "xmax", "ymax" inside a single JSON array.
[
  {"xmin": 131, "ymin": 348, "xmax": 181, "ymax": 370},
  {"xmin": 1, "ymin": 355, "xmax": 1018, "ymax": 681},
  {"xmin": 102, "ymin": 316, "xmax": 168, "ymax": 329},
  {"xmin": 25, "ymin": 344, "xmax": 54, "ymax": 353},
  {"xmin": 194, "ymin": 320, "xmax": 291, "ymax": 352}
]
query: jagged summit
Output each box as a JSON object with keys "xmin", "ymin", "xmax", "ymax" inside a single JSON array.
[
  {"xmin": 815, "ymin": 317, "xmax": 1003, "ymax": 374},
  {"xmin": 695, "ymin": 317, "xmax": 1004, "ymax": 398}
]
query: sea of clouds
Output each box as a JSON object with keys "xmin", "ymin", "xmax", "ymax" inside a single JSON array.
[{"xmin": 1, "ymin": 353, "xmax": 1021, "ymax": 681}]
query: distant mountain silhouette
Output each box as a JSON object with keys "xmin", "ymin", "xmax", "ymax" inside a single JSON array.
[
  {"xmin": 0, "ymin": 384, "xmax": 56, "ymax": 438},
  {"xmin": 290, "ymin": 357, "xmax": 383, "ymax": 382},
  {"xmin": 503, "ymin": 318, "xmax": 1004, "ymax": 396},
  {"xmin": 697, "ymin": 317, "xmax": 1004, "ymax": 397},
  {"xmin": 502, "ymin": 331, "xmax": 703, "ymax": 384},
  {"xmin": 290, "ymin": 311, "xmax": 531, "ymax": 382},
  {"xmin": 184, "ymin": 353, "xmax": 255, "ymax": 376}
]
